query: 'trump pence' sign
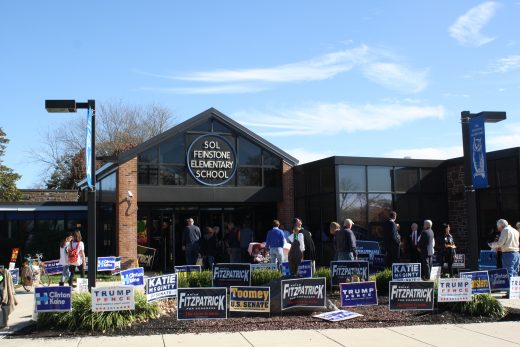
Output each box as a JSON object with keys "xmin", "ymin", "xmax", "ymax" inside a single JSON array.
[{"xmin": 91, "ymin": 286, "xmax": 135, "ymax": 312}]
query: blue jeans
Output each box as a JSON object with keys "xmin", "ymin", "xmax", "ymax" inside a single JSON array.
[
  {"xmin": 270, "ymin": 247, "xmax": 283, "ymax": 267},
  {"xmin": 502, "ymin": 252, "xmax": 520, "ymax": 277},
  {"xmin": 337, "ymin": 251, "xmax": 354, "ymax": 261},
  {"xmin": 60, "ymin": 265, "xmax": 70, "ymax": 284}
]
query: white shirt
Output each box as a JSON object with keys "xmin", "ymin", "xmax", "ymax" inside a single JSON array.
[
  {"xmin": 67, "ymin": 241, "xmax": 85, "ymax": 266},
  {"xmin": 490, "ymin": 226, "xmax": 519, "ymax": 253},
  {"xmin": 290, "ymin": 233, "xmax": 305, "ymax": 253},
  {"xmin": 59, "ymin": 242, "xmax": 69, "ymax": 266}
]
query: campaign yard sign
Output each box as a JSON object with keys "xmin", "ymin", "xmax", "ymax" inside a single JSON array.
[
  {"xmin": 372, "ymin": 254, "xmax": 386, "ymax": 270},
  {"xmin": 340, "ymin": 281, "xmax": 378, "ymax": 307},
  {"xmin": 174, "ymin": 265, "xmax": 202, "ymax": 274},
  {"xmin": 137, "ymin": 245, "xmax": 157, "ymax": 269},
  {"xmin": 488, "ymin": 268, "xmax": 510, "ymax": 291},
  {"xmin": 229, "ymin": 286, "xmax": 270, "ymax": 313},
  {"xmin": 92, "ymin": 286, "xmax": 135, "ymax": 312},
  {"xmin": 35, "ymin": 287, "xmax": 72, "ymax": 312},
  {"xmin": 9, "ymin": 268, "xmax": 19, "ymax": 285},
  {"xmin": 42, "ymin": 259, "xmax": 63, "ymax": 275},
  {"xmin": 356, "ymin": 241, "xmax": 380, "ymax": 263},
  {"xmin": 76, "ymin": 278, "xmax": 89, "ymax": 293},
  {"xmin": 281, "ymin": 277, "xmax": 326, "ymax": 311},
  {"xmin": 460, "ymin": 271, "xmax": 491, "ymax": 295},
  {"xmin": 438, "ymin": 278, "xmax": 472, "ymax": 303},
  {"xmin": 97, "ymin": 257, "xmax": 117, "ymax": 271},
  {"xmin": 281, "ymin": 260, "xmax": 314, "ymax": 278},
  {"xmin": 510, "ymin": 277, "xmax": 520, "ymax": 300},
  {"xmin": 121, "ymin": 267, "xmax": 145, "ymax": 286},
  {"xmin": 250, "ymin": 263, "xmax": 278, "ymax": 271},
  {"xmin": 212, "ymin": 263, "xmax": 251, "ymax": 287},
  {"xmin": 389, "ymin": 281, "xmax": 435, "ymax": 311},
  {"xmin": 453, "ymin": 254, "xmax": 465, "ymax": 269},
  {"xmin": 392, "ymin": 263, "xmax": 421, "ymax": 282},
  {"xmin": 430, "ymin": 266, "xmax": 441, "ymax": 281},
  {"xmin": 313, "ymin": 310, "xmax": 363, "ymax": 322},
  {"xmin": 145, "ymin": 273, "xmax": 178, "ymax": 302},
  {"xmin": 330, "ymin": 261, "xmax": 370, "ymax": 286},
  {"xmin": 177, "ymin": 287, "xmax": 227, "ymax": 320}
]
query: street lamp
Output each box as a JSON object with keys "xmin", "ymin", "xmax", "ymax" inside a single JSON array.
[
  {"xmin": 46, "ymin": 99, "xmax": 97, "ymax": 290},
  {"xmin": 461, "ymin": 110, "xmax": 506, "ymax": 271}
]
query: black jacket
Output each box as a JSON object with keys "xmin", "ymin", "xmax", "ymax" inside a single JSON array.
[
  {"xmin": 418, "ymin": 229, "xmax": 434, "ymax": 256},
  {"xmin": 382, "ymin": 219, "xmax": 400, "ymax": 247},
  {"xmin": 302, "ymin": 228, "xmax": 316, "ymax": 261},
  {"xmin": 335, "ymin": 227, "xmax": 357, "ymax": 254}
]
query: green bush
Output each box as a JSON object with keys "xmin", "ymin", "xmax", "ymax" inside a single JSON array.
[
  {"xmin": 314, "ymin": 267, "xmax": 331, "ymax": 290},
  {"xmin": 443, "ymin": 294, "xmax": 506, "ymax": 318},
  {"xmin": 177, "ymin": 270, "xmax": 212, "ymax": 288},
  {"xmin": 37, "ymin": 290, "xmax": 160, "ymax": 331},
  {"xmin": 369, "ymin": 268, "xmax": 392, "ymax": 294},
  {"xmin": 252, "ymin": 269, "xmax": 282, "ymax": 285}
]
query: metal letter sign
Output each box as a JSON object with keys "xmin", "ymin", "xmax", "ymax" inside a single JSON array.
[
  {"xmin": 469, "ymin": 116, "xmax": 488, "ymax": 189},
  {"xmin": 85, "ymin": 108, "xmax": 92, "ymax": 189}
]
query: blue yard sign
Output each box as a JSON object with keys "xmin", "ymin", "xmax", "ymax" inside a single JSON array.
[
  {"xmin": 121, "ymin": 267, "xmax": 145, "ymax": 286},
  {"xmin": 469, "ymin": 116, "xmax": 488, "ymax": 189},
  {"xmin": 35, "ymin": 287, "xmax": 72, "ymax": 312},
  {"xmin": 281, "ymin": 260, "xmax": 313, "ymax": 278},
  {"xmin": 460, "ymin": 271, "xmax": 491, "ymax": 295},
  {"xmin": 97, "ymin": 257, "xmax": 117, "ymax": 271},
  {"xmin": 85, "ymin": 107, "xmax": 92, "ymax": 189}
]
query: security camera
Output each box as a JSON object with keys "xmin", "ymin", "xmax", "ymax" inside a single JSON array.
[{"xmin": 127, "ymin": 191, "xmax": 133, "ymax": 199}]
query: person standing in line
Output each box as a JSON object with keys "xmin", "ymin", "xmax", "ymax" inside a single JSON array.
[
  {"xmin": 289, "ymin": 225, "xmax": 305, "ymax": 257},
  {"xmin": 293, "ymin": 218, "xmax": 315, "ymax": 261},
  {"xmin": 383, "ymin": 211, "xmax": 401, "ymax": 267},
  {"xmin": 489, "ymin": 219, "xmax": 520, "ymax": 277},
  {"xmin": 441, "ymin": 223, "xmax": 456, "ymax": 277},
  {"xmin": 330, "ymin": 222, "xmax": 341, "ymax": 261},
  {"xmin": 335, "ymin": 219, "xmax": 357, "ymax": 261},
  {"xmin": 418, "ymin": 220, "xmax": 435, "ymax": 280},
  {"xmin": 239, "ymin": 222, "xmax": 254, "ymax": 262},
  {"xmin": 265, "ymin": 220, "xmax": 285, "ymax": 267},
  {"xmin": 58, "ymin": 233, "xmax": 72, "ymax": 286},
  {"xmin": 182, "ymin": 218, "xmax": 201, "ymax": 265},
  {"xmin": 199, "ymin": 227, "xmax": 217, "ymax": 270},
  {"xmin": 225, "ymin": 222, "xmax": 241, "ymax": 263},
  {"xmin": 408, "ymin": 223, "xmax": 420, "ymax": 263},
  {"xmin": 67, "ymin": 230, "xmax": 85, "ymax": 287}
]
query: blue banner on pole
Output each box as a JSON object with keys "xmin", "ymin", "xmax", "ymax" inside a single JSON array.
[
  {"xmin": 469, "ymin": 116, "xmax": 488, "ymax": 189},
  {"xmin": 121, "ymin": 267, "xmax": 145, "ymax": 286},
  {"xmin": 35, "ymin": 287, "xmax": 72, "ymax": 312},
  {"xmin": 85, "ymin": 107, "xmax": 92, "ymax": 189}
]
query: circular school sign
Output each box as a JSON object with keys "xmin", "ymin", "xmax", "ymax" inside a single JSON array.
[{"xmin": 187, "ymin": 134, "xmax": 237, "ymax": 186}]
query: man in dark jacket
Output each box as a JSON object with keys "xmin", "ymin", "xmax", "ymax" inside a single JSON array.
[
  {"xmin": 294, "ymin": 218, "xmax": 316, "ymax": 261},
  {"xmin": 335, "ymin": 219, "xmax": 357, "ymax": 260},
  {"xmin": 418, "ymin": 219, "xmax": 435, "ymax": 280},
  {"xmin": 383, "ymin": 211, "xmax": 401, "ymax": 267},
  {"xmin": 182, "ymin": 218, "xmax": 201, "ymax": 265}
]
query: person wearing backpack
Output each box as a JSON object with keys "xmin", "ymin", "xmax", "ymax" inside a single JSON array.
[{"xmin": 67, "ymin": 230, "xmax": 85, "ymax": 287}]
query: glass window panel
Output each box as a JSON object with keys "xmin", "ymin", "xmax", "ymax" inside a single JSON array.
[
  {"xmin": 138, "ymin": 147, "xmax": 158, "ymax": 163},
  {"xmin": 420, "ymin": 194, "xmax": 447, "ymax": 222},
  {"xmin": 160, "ymin": 165, "xmax": 186, "ymax": 185},
  {"xmin": 393, "ymin": 167, "xmax": 419, "ymax": 192},
  {"xmin": 138, "ymin": 164, "xmax": 158, "ymax": 185},
  {"xmin": 338, "ymin": 165, "xmax": 366, "ymax": 192},
  {"xmin": 238, "ymin": 167, "xmax": 262, "ymax": 186},
  {"xmin": 338, "ymin": 193, "xmax": 367, "ymax": 227},
  {"xmin": 320, "ymin": 166, "xmax": 335, "ymax": 193},
  {"xmin": 160, "ymin": 136, "xmax": 185, "ymax": 164},
  {"xmin": 263, "ymin": 150, "xmax": 282, "ymax": 168},
  {"xmin": 393, "ymin": 194, "xmax": 420, "ymax": 222},
  {"xmin": 263, "ymin": 167, "xmax": 281, "ymax": 187},
  {"xmin": 212, "ymin": 120, "xmax": 233, "ymax": 133},
  {"xmin": 368, "ymin": 193, "xmax": 392, "ymax": 222},
  {"xmin": 420, "ymin": 168, "xmax": 445, "ymax": 193},
  {"xmin": 238, "ymin": 137, "xmax": 262, "ymax": 165},
  {"xmin": 367, "ymin": 166, "xmax": 392, "ymax": 192}
]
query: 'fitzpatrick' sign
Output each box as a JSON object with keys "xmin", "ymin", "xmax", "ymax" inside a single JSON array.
[{"xmin": 187, "ymin": 134, "xmax": 237, "ymax": 186}]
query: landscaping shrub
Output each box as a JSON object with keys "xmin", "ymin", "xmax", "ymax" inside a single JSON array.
[
  {"xmin": 177, "ymin": 270, "xmax": 212, "ymax": 288},
  {"xmin": 369, "ymin": 268, "xmax": 392, "ymax": 294},
  {"xmin": 314, "ymin": 267, "xmax": 331, "ymax": 290},
  {"xmin": 251, "ymin": 269, "xmax": 282, "ymax": 285},
  {"xmin": 37, "ymin": 291, "xmax": 160, "ymax": 331},
  {"xmin": 442, "ymin": 294, "xmax": 506, "ymax": 318}
]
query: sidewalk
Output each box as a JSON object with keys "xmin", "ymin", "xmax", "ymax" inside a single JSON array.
[{"xmin": 1, "ymin": 322, "xmax": 519, "ymax": 347}]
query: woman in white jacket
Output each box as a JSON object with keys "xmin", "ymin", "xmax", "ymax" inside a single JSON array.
[
  {"xmin": 289, "ymin": 226, "xmax": 305, "ymax": 255},
  {"xmin": 59, "ymin": 233, "xmax": 72, "ymax": 286}
]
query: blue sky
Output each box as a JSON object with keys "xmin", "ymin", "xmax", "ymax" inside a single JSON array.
[{"xmin": 1, "ymin": 1, "xmax": 520, "ymax": 188}]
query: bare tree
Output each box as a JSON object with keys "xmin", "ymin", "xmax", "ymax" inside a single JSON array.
[{"xmin": 31, "ymin": 101, "xmax": 174, "ymax": 188}]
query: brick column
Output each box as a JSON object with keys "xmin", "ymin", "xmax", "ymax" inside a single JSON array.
[
  {"xmin": 277, "ymin": 161, "xmax": 295, "ymax": 228},
  {"xmin": 447, "ymin": 164, "xmax": 468, "ymax": 255},
  {"xmin": 116, "ymin": 158, "xmax": 138, "ymax": 269}
]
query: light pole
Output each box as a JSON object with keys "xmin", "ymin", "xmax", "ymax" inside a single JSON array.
[
  {"xmin": 46, "ymin": 99, "xmax": 97, "ymax": 290},
  {"xmin": 461, "ymin": 111, "xmax": 506, "ymax": 271}
]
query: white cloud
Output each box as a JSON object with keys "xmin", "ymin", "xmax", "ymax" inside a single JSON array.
[
  {"xmin": 286, "ymin": 148, "xmax": 333, "ymax": 164},
  {"xmin": 235, "ymin": 102, "xmax": 445, "ymax": 137},
  {"xmin": 138, "ymin": 44, "xmax": 430, "ymax": 94},
  {"xmin": 442, "ymin": 92, "xmax": 470, "ymax": 98},
  {"xmin": 385, "ymin": 146, "xmax": 463, "ymax": 160},
  {"xmin": 449, "ymin": 2, "xmax": 499, "ymax": 47},
  {"xmin": 363, "ymin": 63, "xmax": 428, "ymax": 93},
  {"xmin": 489, "ymin": 55, "xmax": 520, "ymax": 73}
]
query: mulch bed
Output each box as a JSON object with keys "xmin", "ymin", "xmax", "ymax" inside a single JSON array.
[{"xmin": 8, "ymin": 294, "xmax": 518, "ymax": 338}]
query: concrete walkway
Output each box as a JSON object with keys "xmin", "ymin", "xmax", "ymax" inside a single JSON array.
[{"xmin": 0, "ymin": 322, "xmax": 519, "ymax": 347}]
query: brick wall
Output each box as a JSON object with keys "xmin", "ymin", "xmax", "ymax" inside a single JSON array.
[
  {"xmin": 19, "ymin": 189, "xmax": 78, "ymax": 202},
  {"xmin": 115, "ymin": 158, "xmax": 138, "ymax": 269},
  {"xmin": 277, "ymin": 161, "xmax": 295, "ymax": 228},
  {"xmin": 446, "ymin": 164, "xmax": 468, "ymax": 254}
]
